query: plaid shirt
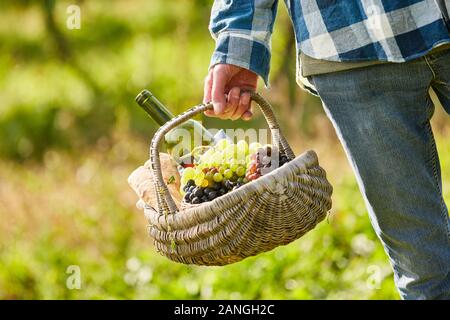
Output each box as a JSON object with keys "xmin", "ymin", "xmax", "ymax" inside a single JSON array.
[{"xmin": 209, "ymin": 0, "xmax": 450, "ymax": 87}]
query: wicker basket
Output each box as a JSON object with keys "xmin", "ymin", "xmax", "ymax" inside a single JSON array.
[{"xmin": 143, "ymin": 92, "xmax": 333, "ymax": 266}]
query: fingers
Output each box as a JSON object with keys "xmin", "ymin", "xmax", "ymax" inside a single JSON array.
[
  {"xmin": 205, "ymin": 90, "xmax": 254, "ymax": 120},
  {"xmin": 203, "ymin": 70, "xmax": 213, "ymax": 104},
  {"xmin": 231, "ymin": 91, "xmax": 251, "ymax": 120},
  {"xmin": 202, "ymin": 64, "xmax": 257, "ymax": 120},
  {"xmin": 204, "ymin": 108, "xmax": 216, "ymax": 117},
  {"xmin": 241, "ymin": 109, "xmax": 253, "ymax": 121},
  {"xmin": 203, "ymin": 70, "xmax": 215, "ymax": 117},
  {"xmin": 227, "ymin": 87, "xmax": 240, "ymax": 110},
  {"xmin": 211, "ymin": 67, "xmax": 228, "ymax": 115},
  {"xmin": 226, "ymin": 87, "xmax": 241, "ymax": 120}
]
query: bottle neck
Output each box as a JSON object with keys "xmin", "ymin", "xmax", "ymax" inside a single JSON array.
[
  {"xmin": 135, "ymin": 90, "xmax": 173, "ymax": 126},
  {"xmin": 135, "ymin": 89, "xmax": 216, "ymax": 143}
]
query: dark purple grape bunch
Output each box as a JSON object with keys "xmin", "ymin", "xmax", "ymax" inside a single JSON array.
[
  {"xmin": 255, "ymin": 146, "xmax": 290, "ymax": 176},
  {"xmin": 182, "ymin": 175, "xmax": 246, "ymax": 205}
]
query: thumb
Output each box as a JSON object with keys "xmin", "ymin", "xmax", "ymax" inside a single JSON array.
[{"xmin": 211, "ymin": 66, "xmax": 229, "ymax": 115}]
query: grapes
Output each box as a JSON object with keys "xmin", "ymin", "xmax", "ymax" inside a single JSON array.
[
  {"xmin": 213, "ymin": 172, "xmax": 223, "ymax": 182},
  {"xmin": 224, "ymin": 180, "xmax": 235, "ymax": 190},
  {"xmin": 193, "ymin": 187, "xmax": 204, "ymax": 198},
  {"xmin": 223, "ymin": 169, "xmax": 233, "ymax": 179},
  {"xmin": 200, "ymin": 148, "xmax": 214, "ymax": 161},
  {"xmin": 236, "ymin": 140, "xmax": 249, "ymax": 158},
  {"xmin": 211, "ymin": 181, "xmax": 221, "ymax": 190},
  {"xmin": 196, "ymin": 162, "xmax": 208, "ymax": 171},
  {"xmin": 245, "ymin": 145, "xmax": 290, "ymax": 179},
  {"xmin": 207, "ymin": 179, "xmax": 216, "ymax": 188},
  {"xmin": 204, "ymin": 187, "xmax": 213, "ymax": 194},
  {"xmin": 249, "ymin": 142, "xmax": 262, "ymax": 154},
  {"xmin": 182, "ymin": 167, "xmax": 196, "ymax": 180},
  {"xmin": 210, "ymin": 167, "xmax": 218, "ymax": 174},
  {"xmin": 186, "ymin": 179, "xmax": 195, "ymax": 187},
  {"xmin": 180, "ymin": 140, "xmax": 291, "ymax": 205},
  {"xmin": 183, "ymin": 179, "xmax": 195, "ymax": 192},
  {"xmin": 210, "ymin": 152, "xmax": 222, "ymax": 166},
  {"xmin": 205, "ymin": 171, "xmax": 214, "ymax": 182},
  {"xmin": 207, "ymin": 191, "xmax": 218, "ymax": 200},
  {"xmin": 223, "ymin": 144, "xmax": 237, "ymax": 160},
  {"xmin": 194, "ymin": 172, "xmax": 205, "ymax": 186},
  {"xmin": 201, "ymin": 179, "xmax": 209, "ymax": 188},
  {"xmin": 236, "ymin": 166, "xmax": 246, "ymax": 177},
  {"xmin": 216, "ymin": 139, "xmax": 230, "ymax": 151},
  {"xmin": 230, "ymin": 160, "xmax": 239, "ymax": 172}
]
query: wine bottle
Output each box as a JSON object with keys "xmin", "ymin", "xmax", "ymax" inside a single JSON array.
[{"xmin": 135, "ymin": 89, "xmax": 226, "ymax": 165}]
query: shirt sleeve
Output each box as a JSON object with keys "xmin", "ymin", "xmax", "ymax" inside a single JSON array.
[{"xmin": 208, "ymin": 0, "xmax": 279, "ymax": 87}]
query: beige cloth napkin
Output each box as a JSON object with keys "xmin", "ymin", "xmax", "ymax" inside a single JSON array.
[{"xmin": 128, "ymin": 153, "xmax": 182, "ymax": 211}]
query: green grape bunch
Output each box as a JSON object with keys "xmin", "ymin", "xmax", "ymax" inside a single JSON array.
[{"xmin": 179, "ymin": 139, "xmax": 290, "ymax": 205}]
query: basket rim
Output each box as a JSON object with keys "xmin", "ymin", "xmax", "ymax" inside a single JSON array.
[{"xmin": 144, "ymin": 149, "xmax": 321, "ymax": 228}]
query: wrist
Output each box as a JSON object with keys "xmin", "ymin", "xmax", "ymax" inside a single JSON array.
[{"xmin": 210, "ymin": 33, "xmax": 271, "ymax": 87}]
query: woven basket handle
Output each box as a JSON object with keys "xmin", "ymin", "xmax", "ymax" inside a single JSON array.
[{"xmin": 149, "ymin": 92, "xmax": 295, "ymax": 215}]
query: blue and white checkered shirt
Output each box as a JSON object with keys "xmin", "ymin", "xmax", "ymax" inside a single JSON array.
[{"xmin": 209, "ymin": 0, "xmax": 450, "ymax": 87}]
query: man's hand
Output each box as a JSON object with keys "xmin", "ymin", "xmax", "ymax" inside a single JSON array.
[{"xmin": 203, "ymin": 64, "xmax": 258, "ymax": 120}]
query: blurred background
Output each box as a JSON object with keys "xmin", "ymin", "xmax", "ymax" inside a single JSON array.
[{"xmin": 1, "ymin": 0, "xmax": 449, "ymax": 299}]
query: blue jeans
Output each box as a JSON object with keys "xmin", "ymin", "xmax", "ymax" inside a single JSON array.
[{"xmin": 310, "ymin": 48, "xmax": 450, "ymax": 300}]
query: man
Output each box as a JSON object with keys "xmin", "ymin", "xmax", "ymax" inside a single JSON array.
[{"xmin": 203, "ymin": 0, "xmax": 450, "ymax": 299}]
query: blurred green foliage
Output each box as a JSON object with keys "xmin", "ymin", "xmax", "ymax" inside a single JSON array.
[
  {"xmin": 2, "ymin": 121, "xmax": 419, "ymax": 299},
  {"xmin": 0, "ymin": 0, "xmax": 320, "ymax": 161},
  {"xmin": 0, "ymin": 0, "xmax": 449, "ymax": 300},
  {"xmin": 0, "ymin": 0, "xmax": 219, "ymax": 160}
]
